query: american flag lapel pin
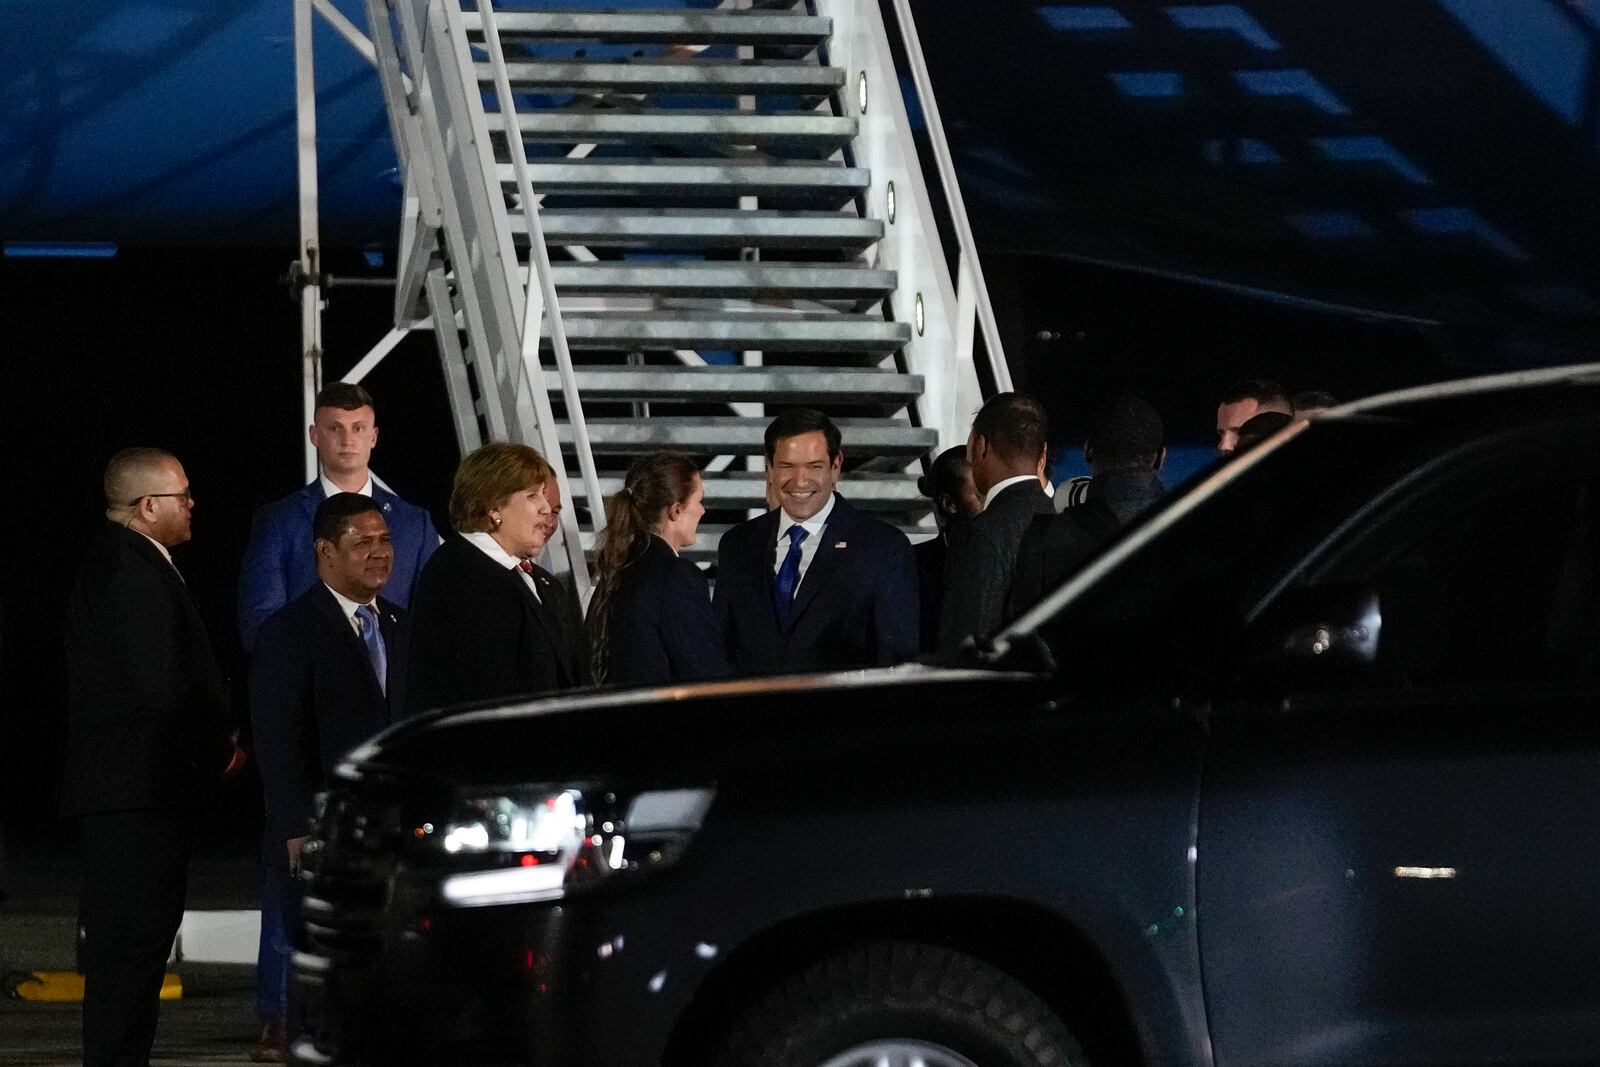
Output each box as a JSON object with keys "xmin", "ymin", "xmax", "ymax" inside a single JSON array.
[{"xmin": 834, "ymin": 541, "xmax": 847, "ymax": 549}]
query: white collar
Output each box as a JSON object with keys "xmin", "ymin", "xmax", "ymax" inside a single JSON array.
[
  {"xmin": 461, "ymin": 530, "xmax": 524, "ymax": 571},
  {"xmin": 323, "ymin": 582, "xmax": 376, "ymax": 626},
  {"xmin": 320, "ymin": 472, "xmax": 373, "ymax": 499},
  {"xmin": 983, "ymin": 474, "xmax": 1047, "ymax": 509},
  {"xmin": 775, "ymin": 491, "xmax": 837, "ymax": 541}
]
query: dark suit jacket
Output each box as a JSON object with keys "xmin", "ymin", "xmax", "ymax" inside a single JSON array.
[
  {"xmin": 63, "ymin": 523, "xmax": 232, "ymax": 817},
  {"xmin": 238, "ymin": 480, "xmax": 438, "ymax": 651},
  {"xmin": 249, "ymin": 584, "xmax": 409, "ymax": 854},
  {"xmin": 526, "ymin": 558, "xmax": 590, "ymax": 688},
  {"xmin": 914, "ymin": 531, "xmax": 956, "ymax": 654},
  {"xmin": 1008, "ymin": 469, "xmax": 1166, "ymax": 617},
  {"xmin": 937, "ymin": 479, "xmax": 1056, "ymax": 651},
  {"xmin": 407, "ymin": 536, "xmax": 579, "ymax": 713},
  {"xmin": 715, "ymin": 495, "xmax": 918, "ymax": 675},
  {"xmin": 594, "ymin": 535, "xmax": 731, "ymax": 687}
]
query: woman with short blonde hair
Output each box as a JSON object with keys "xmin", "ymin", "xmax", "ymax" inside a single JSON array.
[{"xmin": 408, "ymin": 443, "xmax": 581, "ymax": 711}]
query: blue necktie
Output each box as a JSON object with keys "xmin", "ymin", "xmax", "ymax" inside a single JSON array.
[
  {"xmin": 774, "ymin": 524, "xmax": 808, "ymax": 628},
  {"xmin": 356, "ymin": 604, "xmax": 388, "ymax": 695}
]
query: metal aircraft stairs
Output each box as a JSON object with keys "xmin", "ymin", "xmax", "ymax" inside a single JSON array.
[{"xmin": 367, "ymin": 0, "xmax": 1007, "ymax": 588}]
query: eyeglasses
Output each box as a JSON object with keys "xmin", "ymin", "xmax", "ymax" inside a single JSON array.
[{"xmin": 127, "ymin": 489, "xmax": 193, "ymax": 506}]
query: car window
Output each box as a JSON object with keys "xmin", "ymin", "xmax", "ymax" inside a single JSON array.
[
  {"xmin": 1307, "ymin": 421, "xmax": 1600, "ymax": 690},
  {"xmin": 1029, "ymin": 416, "xmax": 1416, "ymax": 690}
]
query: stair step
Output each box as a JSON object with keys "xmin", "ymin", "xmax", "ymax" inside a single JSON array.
[
  {"xmin": 542, "ymin": 261, "xmax": 894, "ymax": 299},
  {"xmin": 486, "ymin": 110, "xmax": 857, "ymax": 150},
  {"xmin": 557, "ymin": 417, "xmax": 936, "ymax": 456},
  {"xmin": 571, "ymin": 470, "xmax": 928, "ymax": 509},
  {"xmin": 552, "ymin": 311, "xmax": 910, "ymax": 353},
  {"xmin": 499, "ymin": 159, "xmax": 870, "ymax": 201},
  {"xmin": 478, "ymin": 60, "xmax": 845, "ymax": 97},
  {"xmin": 549, "ymin": 365, "xmax": 922, "ymax": 403},
  {"xmin": 521, "ymin": 208, "xmax": 883, "ymax": 251},
  {"xmin": 463, "ymin": 10, "xmax": 832, "ymax": 47}
]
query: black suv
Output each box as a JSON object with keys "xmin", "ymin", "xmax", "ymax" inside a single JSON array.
[{"xmin": 294, "ymin": 368, "xmax": 1600, "ymax": 1067}]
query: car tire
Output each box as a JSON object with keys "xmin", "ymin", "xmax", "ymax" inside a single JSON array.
[{"xmin": 711, "ymin": 941, "xmax": 1091, "ymax": 1067}]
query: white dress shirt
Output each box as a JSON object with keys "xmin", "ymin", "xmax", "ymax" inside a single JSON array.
[
  {"xmin": 773, "ymin": 492, "xmax": 837, "ymax": 590},
  {"xmin": 983, "ymin": 474, "xmax": 1051, "ymax": 509},
  {"xmin": 320, "ymin": 473, "xmax": 373, "ymax": 499},
  {"xmin": 323, "ymin": 583, "xmax": 377, "ymax": 636},
  {"xmin": 462, "ymin": 530, "xmax": 541, "ymax": 602}
]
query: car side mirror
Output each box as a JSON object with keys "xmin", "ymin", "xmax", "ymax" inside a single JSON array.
[{"xmin": 1251, "ymin": 584, "xmax": 1382, "ymax": 678}]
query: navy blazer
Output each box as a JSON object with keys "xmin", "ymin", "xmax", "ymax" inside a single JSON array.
[
  {"xmin": 249, "ymin": 584, "xmax": 408, "ymax": 854},
  {"xmin": 407, "ymin": 536, "xmax": 579, "ymax": 713},
  {"xmin": 715, "ymin": 495, "xmax": 918, "ymax": 675},
  {"xmin": 592, "ymin": 535, "xmax": 731, "ymax": 687},
  {"xmin": 63, "ymin": 524, "xmax": 232, "ymax": 816},
  {"xmin": 238, "ymin": 480, "xmax": 438, "ymax": 651}
]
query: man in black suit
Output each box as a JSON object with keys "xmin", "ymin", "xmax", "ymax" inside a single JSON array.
[
  {"xmin": 65, "ymin": 447, "xmax": 237, "ymax": 1067},
  {"xmin": 1009, "ymin": 396, "xmax": 1168, "ymax": 618},
  {"xmin": 937, "ymin": 393, "xmax": 1055, "ymax": 652},
  {"xmin": 248, "ymin": 493, "xmax": 410, "ymax": 1060},
  {"xmin": 531, "ymin": 476, "xmax": 590, "ymax": 687},
  {"xmin": 716, "ymin": 408, "xmax": 918, "ymax": 674}
]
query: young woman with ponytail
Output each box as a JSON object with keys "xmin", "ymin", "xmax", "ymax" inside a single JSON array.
[{"xmin": 584, "ymin": 452, "xmax": 732, "ymax": 686}]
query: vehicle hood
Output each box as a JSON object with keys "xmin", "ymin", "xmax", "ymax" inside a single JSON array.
[{"xmin": 343, "ymin": 663, "xmax": 1053, "ymax": 787}]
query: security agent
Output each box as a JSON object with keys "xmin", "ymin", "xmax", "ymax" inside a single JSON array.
[
  {"xmin": 937, "ymin": 392, "xmax": 1055, "ymax": 652},
  {"xmin": 238, "ymin": 381, "xmax": 437, "ymax": 651},
  {"xmin": 64, "ymin": 447, "xmax": 239, "ymax": 1067}
]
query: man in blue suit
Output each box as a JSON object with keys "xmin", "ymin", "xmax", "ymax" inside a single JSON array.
[
  {"xmin": 237, "ymin": 382, "xmax": 434, "ymax": 1061},
  {"xmin": 238, "ymin": 382, "xmax": 437, "ymax": 652},
  {"xmin": 715, "ymin": 409, "xmax": 917, "ymax": 675}
]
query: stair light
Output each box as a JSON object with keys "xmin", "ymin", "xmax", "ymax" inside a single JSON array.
[
  {"xmin": 914, "ymin": 294, "xmax": 926, "ymax": 336},
  {"xmin": 857, "ymin": 71, "xmax": 869, "ymax": 114},
  {"xmin": 886, "ymin": 182, "xmax": 897, "ymax": 224}
]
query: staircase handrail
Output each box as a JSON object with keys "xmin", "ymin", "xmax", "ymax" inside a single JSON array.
[
  {"xmin": 475, "ymin": 0, "xmax": 609, "ymax": 560},
  {"xmin": 883, "ymin": 0, "xmax": 1012, "ymax": 393}
]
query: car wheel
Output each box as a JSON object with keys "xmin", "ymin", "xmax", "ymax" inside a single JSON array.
[{"xmin": 712, "ymin": 941, "xmax": 1090, "ymax": 1067}]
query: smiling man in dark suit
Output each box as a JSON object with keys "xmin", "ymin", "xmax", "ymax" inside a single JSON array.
[
  {"xmin": 65, "ymin": 448, "xmax": 239, "ymax": 1067},
  {"xmin": 715, "ymin": 409, "xmax": 917, "ymax": 675},
  {"xmin": 248, "ymin": 493, "xmax": 410, "ymax": 1060},
  {"xmin": 238, "ymin": 382, "xmax": 437, "ymax": 652}
]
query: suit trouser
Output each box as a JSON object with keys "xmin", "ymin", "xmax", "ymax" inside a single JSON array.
[
  {"xmin": 78, "ymin": 811, "xmax": 190, "ymax": 1067},
  {"xmin": 256, "ymin": 860, "xmax": 296, "ymax": 1021}
]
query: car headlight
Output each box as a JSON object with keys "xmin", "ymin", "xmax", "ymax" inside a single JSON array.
[{"xmin": 414, "ymin": 785, "xmax": 714, "ymax": 908}]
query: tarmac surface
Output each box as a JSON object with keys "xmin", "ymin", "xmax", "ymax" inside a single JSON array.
[{"xmin": 2, "ymin": 841, "xmax": 263, "ymax": 1066}]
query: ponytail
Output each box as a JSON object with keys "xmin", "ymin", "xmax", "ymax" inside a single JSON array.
[{"xmin": 586, "ymin": 452, "xmax": 701, "ymax": 682}]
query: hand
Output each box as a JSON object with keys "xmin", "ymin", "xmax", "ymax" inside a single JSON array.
[{"xmin": 286, "ymin": 836, "xmax": 310, "ymax": 875}]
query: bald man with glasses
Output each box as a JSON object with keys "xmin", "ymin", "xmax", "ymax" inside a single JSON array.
[{"xmin": 65, "ymin": 447, "xmax": 240, "ymax": 1067}]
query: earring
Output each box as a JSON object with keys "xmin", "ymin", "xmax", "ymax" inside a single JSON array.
[{"xmin": 492, "ymin": 515, "xmax": 502, "ymax": 528}]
